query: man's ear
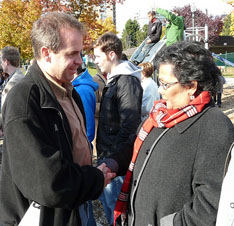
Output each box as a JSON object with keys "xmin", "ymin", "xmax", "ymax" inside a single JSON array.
[
  {"xmin": 108, "ymin": 51, "xmax": 116, "ymax": 61},
  {"xmin": 41, "ymin": 47, "xmax": 51, "ymax": 62},
  {"xmin": 3, "ymin": 59, "xmax": 10, "ymax": 65}
]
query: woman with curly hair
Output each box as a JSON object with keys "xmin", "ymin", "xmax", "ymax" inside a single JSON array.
[{"xmin": 100, "ymin": 41, "xmax": 234, "ymax": 226}]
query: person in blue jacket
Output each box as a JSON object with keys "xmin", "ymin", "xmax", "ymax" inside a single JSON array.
[
  {"xmin": 73, "ymin": 67, "xmax": 99, "ymax": 226},
  {"xmin": 73, "ymin": 67, "xmax": 99, "ymax": 146}
]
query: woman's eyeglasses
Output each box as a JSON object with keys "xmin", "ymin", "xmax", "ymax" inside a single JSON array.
[{"xmin": 158, "ymin": 78, "xmax": 179, "ymax": 90}]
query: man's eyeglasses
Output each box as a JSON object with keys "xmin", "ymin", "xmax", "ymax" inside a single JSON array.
[{"xmin": 158, "ymin": 78, "xmax": 179, "ymax": 90}]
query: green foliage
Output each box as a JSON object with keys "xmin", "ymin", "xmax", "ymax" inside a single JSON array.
[
  {"xmin": 136, "ymin": 24, "xmax": 148, "ymax": 46},
  {"xmin": 121, "ymin": 19, "xmax": 140, "ymax": 49},
  {"xmin": 221, "ymin": 14, "xmax": 232, "ymax": 36}
]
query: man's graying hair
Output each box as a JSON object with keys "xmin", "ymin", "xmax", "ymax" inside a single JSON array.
[{"xmin": 31, "ymin": 12, "xmax": 85, "ymax": 59}]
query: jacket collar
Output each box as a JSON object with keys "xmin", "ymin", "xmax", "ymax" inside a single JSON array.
[
  {"xmin": 151, "ymin": 17, "xmax": 157, "ymax": 23},
  {"xmin": 26, "ymin": 61, "xmax": 66, "ymax": 111},
  {"xmin": 174, "ymin": 101, "xmax": 214, "ymax": 133},
  {"xmin": 26, "ymin": 61, "xmax": 86, "ymax": 147}
]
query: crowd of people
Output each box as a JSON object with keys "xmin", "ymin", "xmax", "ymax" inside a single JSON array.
[{"xmin": 0, "ymin": 9, "xmax": 233, "ymax": 226}]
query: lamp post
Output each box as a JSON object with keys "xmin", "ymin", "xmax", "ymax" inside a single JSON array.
[{"xmin": 191, "ymin": 4, "xmax": 196, "ymax": 36}]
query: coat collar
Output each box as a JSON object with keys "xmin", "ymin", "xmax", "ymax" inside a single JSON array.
[
  {"xmin": 26, "ymin": 61, "xmax": 79, "ymax": 113},
  {"xmin": 174, "ymin": 102, "xmax": 214, "ymax": 133},
  {"xmin": 26, "ymin": 61, "xmax": 60, "ymax": 110}
]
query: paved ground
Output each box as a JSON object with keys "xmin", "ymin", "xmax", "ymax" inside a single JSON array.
[{"xmin": 221, "ymin": 83, "xmax": 234, "ymax": 124}]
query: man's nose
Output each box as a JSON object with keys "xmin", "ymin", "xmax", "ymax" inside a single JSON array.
[{"xmin": 75, "ymin": 54, "xmax": 83, "ymax": 65}]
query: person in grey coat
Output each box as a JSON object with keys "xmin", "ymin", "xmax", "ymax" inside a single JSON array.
[
  {"xmin": 0, "ymin": 46, "xmax": 24, "ymax": 109},
  {"xmin": 212, "ymin": 74, "xmax": 226, "ymax": 107},
  {"xmin": 100, "ymin": 41, "xmax": 234, "ymax": 226},
  {"xmin": 0, "ymin": 46, "xmax": 24, "ymax": 132}
]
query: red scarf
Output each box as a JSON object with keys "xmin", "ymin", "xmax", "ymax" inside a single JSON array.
[{"xmin": 114, "ymin": 91, "xmax": 211, "ymax": 226}]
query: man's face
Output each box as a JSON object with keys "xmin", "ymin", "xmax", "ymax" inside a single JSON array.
[
  {"xmin": 94, "ymin": 47, "xmax": 112, "ymax": 74},
  {"xmin": 148, "ymin": 13, "xmax": 153, "ymax": 21},
  {"xmin": 46, "ymin": 28, "xmax": 83, "ymax": 84}
]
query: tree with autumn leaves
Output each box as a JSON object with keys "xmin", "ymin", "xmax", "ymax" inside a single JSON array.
[
  {"xmin": 0, "ymin": 0, "xmax": 42, "ymax": 59},
  {"xmin": 0, "ymin": 0, "xmax": 123, "ymax": 60}
]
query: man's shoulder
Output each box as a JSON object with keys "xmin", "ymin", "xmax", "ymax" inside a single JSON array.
[
  {"xmin": 116, "ymin": 74, "xmax": 142, "ymax": 91},
  {"xmin": 8, "ymin": 68, "xmax": 24, "ymax": 82},
  {"xmin": 117, "ymin": 73, "xmax": 140, "ymax": 82},
  {"xmin": 152, "ymin": 20, "xmax": 162, "ymax": 25},
  {"xmin": 6, "ymin": 73, "xmax": 39, "ymax": 102}
]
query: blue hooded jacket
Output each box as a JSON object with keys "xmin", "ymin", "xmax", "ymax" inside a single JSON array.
[{"xmin": 72, "ymin": 69, "xmax": 99, "ymax": 144}]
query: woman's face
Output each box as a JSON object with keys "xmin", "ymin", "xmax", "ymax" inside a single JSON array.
[{"xmin": 158, "ymin": 63, "xmax": 197, "ymax": 109}]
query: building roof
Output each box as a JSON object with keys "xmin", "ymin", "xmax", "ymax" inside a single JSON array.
[{"xmin": 212, "ymin": 36, "xmax": 234, "ymax": 47}]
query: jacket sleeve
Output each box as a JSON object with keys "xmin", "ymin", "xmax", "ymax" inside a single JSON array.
[
  {"xmin": 141, "ymin": 88, "xmax": 154, "ymax": 118},
  {"xmin": 160, "ymin": 111, "xmax": 234, "ymax": 226},
  {"xmin": 108, "ymin": 76, "xmax": 142, "ymax": 175},
  {"xmin": 156, "ymin": 8, "xmax": 181, "ymax": 27},
  {"xmin": 2, "ymin": 84, "xmax": 104, "ymax": 209},
  {"xmin": 116, "ymin": 75, "xmax": 142, "ymax": 142}
]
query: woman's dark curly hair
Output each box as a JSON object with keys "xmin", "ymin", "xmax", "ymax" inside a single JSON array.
[{"xmin": 154, "ymin": 41, "xmax": 221, "ymax": 94}]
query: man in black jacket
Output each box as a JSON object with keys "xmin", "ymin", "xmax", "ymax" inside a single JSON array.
[
  {"xmin": 131, "ymin": 11, "xmax": 162, "ymax": 65},
  {"xmin": 0, "ymin": 12, "xmax": 115, "ymax": 226},
  {"xmin": 93, "ymin": 32, "xmax": 143, "ymax": 225}
]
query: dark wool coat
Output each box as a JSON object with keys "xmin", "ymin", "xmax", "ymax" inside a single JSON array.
[
  {"xmin": 0, "ymin": 62, "xmax": 104, "ymax": 226},
  {"xmin": 111, "ymin": 103, "xmax": 234, "ymax": 226}
]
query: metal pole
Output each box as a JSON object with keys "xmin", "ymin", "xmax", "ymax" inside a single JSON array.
[
  {"xmin": 192, "ymin": 13, "xmax": 195, "ymax": 36},
  {"xmin": 225, "ymin": 51, "xmax": 227, "ymax": 72},
  {"xmin": 191, "ymin": 4, "xmax": 196, "ymax": 37},
  {"xmin": 205, "ymin": 24, "xmax": 209, "ymax": 49}
]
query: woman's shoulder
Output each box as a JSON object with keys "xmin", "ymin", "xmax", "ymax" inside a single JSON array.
[{"xmin": 201, "ymin": 106, "xmax": 234, "ymax": 131}]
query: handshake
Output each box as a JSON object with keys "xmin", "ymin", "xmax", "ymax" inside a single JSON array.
[{"xmin": 97, "ymin": 163, "xmax": 116, "ymax": 187}]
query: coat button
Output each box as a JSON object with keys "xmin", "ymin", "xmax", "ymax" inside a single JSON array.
[
  {"xmin": 134, "ymin": 180, "xmax": 137, "ymax": 186},
  {"xmin": 230, "ymin": 203, "xmax": 234, "ymax": 208}
]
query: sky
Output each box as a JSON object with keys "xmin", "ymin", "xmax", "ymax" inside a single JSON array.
[{"xmin": 115, "ymin": 0, "xmax": 233, "ymax": 35}]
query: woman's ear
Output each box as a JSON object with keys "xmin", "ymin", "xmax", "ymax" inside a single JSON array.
[{"xmin": 189, "ymin": 80, "xmax": 198, "ymax": 96}]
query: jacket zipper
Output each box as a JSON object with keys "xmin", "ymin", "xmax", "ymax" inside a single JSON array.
[{"xmin": 54, "ymin": 123, "xmax": 64, "ymax": 160}]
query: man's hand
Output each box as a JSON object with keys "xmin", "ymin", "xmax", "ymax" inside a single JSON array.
[
  {"xmin": 146, "ymin": 39, "xmax": 152, "ymax": 44},
  {"xmin": 97, "ymin": 163, "xmax": 116, "ymax": 187}
]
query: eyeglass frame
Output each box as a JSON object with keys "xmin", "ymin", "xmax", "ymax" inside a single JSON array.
[{"xmin": 158, "ymin": 78, "xmax": 179, "ymax": 90}]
